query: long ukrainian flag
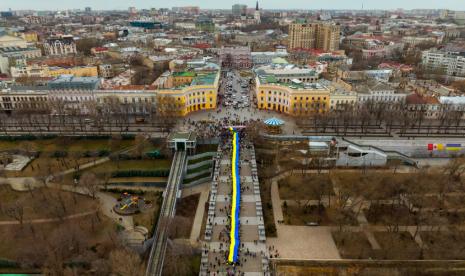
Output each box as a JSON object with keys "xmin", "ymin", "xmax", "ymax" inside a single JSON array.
[{"xmin": 228, "ymin": 127, "xmax": 241, "ymax": 263}]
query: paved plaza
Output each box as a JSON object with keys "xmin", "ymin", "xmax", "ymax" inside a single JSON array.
[{"xmin": 200, "ymin": 141, "xmax": 270, "ymax": 275}]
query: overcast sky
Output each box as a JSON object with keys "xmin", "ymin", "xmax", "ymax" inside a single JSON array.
[{"xmin": 1, "ymin": 0, "xmax": 463, "ymax": 11}]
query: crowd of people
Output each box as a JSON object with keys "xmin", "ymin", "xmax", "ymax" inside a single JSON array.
[{"xmin": 203, "ymin": 138, "xmax": 269, "ymax": 275}]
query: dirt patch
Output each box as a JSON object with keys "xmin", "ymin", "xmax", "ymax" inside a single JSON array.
[
  {"xmin": 0, "ymin": 213, "xmax": 117, "ymax": 265},
  {"xmin": 374, "ymin": 232, "xmax": 421, "ymax": 260},
  {"xmin": 422, "ymin": 231, "xmax": 465, "ymax": 259},
  {"xmin": 282, "ymin": 204, "xmax": 358, "ymax": 226},
  {"xmin": 171, "ymin": 194, "xmax": 200, "ymax": 239},
  {"xmin": 332, "ymin": 231, "xmax": 375, "ymax": 259},
  {"xmin": 260, "ymin": 179, "xmax": 277, "ymax": 237},
  {"xmin": 278, "ymin": 174, "xmax": 334, "ymax": 200},
  {"xmin": 0, "ymin": 185, "xmax": 97, "ymax": 221},
  {"xmin": 365, "ymin": 204, "xmax": 416, "ymax": 226}
]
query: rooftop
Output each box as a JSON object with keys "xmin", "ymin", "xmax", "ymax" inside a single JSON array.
[
  {"xmin": 168, "ymin": 132, "xmax": 197, "ymax": 141},
  {"xmin": 172, "ymin": 71, "xmax": 196, "ymax": 77},
  {"xmin": 0, "ymin": 47, "xmax": 39, "ymax": 54},
  {"xmin": 191, "ymin": 73, "xmax": 217, "ymax": 86}
]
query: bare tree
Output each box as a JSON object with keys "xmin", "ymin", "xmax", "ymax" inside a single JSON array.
[
  {"xmin": 134, "ymin": 134, "xmax": 150, "ymax": 159},
  {"xmin": 79, "ymin": 172, "xmax": 100, "ymax": 199},
  {"xmin": 155, "ymin": 95, "xmax": 183, "ymax": 133},
  {"xmin": 108, "ymin": 248, "xmax": 145, "ymax": 276},
  {"xmin": 1, "ymin": 200, "xmax": 25, "ymax": 226}
]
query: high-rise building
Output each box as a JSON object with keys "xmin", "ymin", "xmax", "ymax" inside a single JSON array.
[
  {"xmin": 84, "ymin": 7, "xmax": 92, "ymax": 13},
  {"xmin": 288, "ymin": 20, "xmax": 341, "ymax": 51},
  {"xmin": 232, "ymin": 4, "xmax": 247, "ymax": 16}
]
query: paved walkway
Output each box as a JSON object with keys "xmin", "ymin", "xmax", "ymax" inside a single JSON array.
[
  {"xmin": 190, "ymin": 188, "xmax": 210, "ymax": 244},
  {"xmin": 267, "ymin": 178, "xmax": 342, "ymax": 260},
  {"xmin": 0, "ymin": 210, "xmax": 97, "ymax": 225}
]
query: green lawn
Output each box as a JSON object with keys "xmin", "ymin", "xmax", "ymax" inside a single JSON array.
[{"xmin": 85, "ymin": 159, "xmax": 172, "ymax": 174}]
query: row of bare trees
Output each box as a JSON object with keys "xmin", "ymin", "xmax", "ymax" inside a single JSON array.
[
  {"xmin": 0, "ymin": 95, "xmax": 184, "ymax": 136},
  {"xmin": 296, "ymin": 100, "xmax": 465, "ymax": 136}
]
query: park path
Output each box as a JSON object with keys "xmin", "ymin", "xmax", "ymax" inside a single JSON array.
[
  {"xmin": 189, "ymin": 188, "xmax": 209, "ymax": 244},
  {"xmin": 0, "ymin": 210, "xmax": 97, "ymax": 225},
  {"xmin": 0, "ymin": 142, "xmax": 175, "ymax": 248}
]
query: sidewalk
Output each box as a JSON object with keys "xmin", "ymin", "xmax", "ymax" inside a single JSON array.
[{"xmin": 189, "ymin": 189, "xmax": 209, "ymax": 244}]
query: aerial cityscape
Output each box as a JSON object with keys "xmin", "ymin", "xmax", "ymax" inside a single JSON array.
[{"xmin": 1, "ymin": 1, "xmax": 465, "ymax": 275}]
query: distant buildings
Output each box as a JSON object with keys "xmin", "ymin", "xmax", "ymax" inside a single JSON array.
[
  {"xmin": 172, "ymin": 6, "xmax": 200, "ymax": 15},
  {"xmin": 0, "ymin": 47, "xmax": 42, "ymax": 75},
  {"xmin": 254, "ymin": 1, "xmax": 261, "ymax": 24},
  {"xmin": 219, "ymin": 47, "xmax": 252, "ymax": 69},
  {"xmin": 422, "ymin": 48, "xmax": 465, "ymax": 77},
  {"xmin": 11, "ymin": 65, "xmax": 98, "ymax": 78},
  {"xmin": 195, "ymin": 16, "xmax": 215, "ymax": 32},
  {"xmin": 356, "ymin": 82, "xmax": 408, "ymax": 103},
  {"xmin": 47, "ymin": 75, "xmax": 100, "ymax": 90},
  {"xmin": 251, "ymin": 51, "xmax": 288, "ymax": 65},
  {"xmin": 0, "ymin": 35, "xmax": 28, "ymax": 48},
  {"xmin": 232, "ymin": 4, "xmax": 247, "ymax": 17},
  {"xmin": 44, "ymin": 35, "xmax": 77, "ymax": 56},
  {"xmin": 288, "ymin": 20, "xmax": 341, "ymax": 51}
]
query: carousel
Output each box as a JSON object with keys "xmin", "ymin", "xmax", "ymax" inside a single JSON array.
[{"xmin": 264, "ymin": 117, "xmax": 285, "ymax": 134}]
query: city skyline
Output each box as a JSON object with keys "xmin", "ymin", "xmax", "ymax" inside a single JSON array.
[{"xmin": 1, "ymin": 0, "xmax": 464, "ymax": 11}]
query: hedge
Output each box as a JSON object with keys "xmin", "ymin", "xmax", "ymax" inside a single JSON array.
[
  {"xmin": 121, "ymin": 134, "xmax": 135, "ymax": 140},
  {"xmin": 82, "ymin": 150, "xmax": 110, "ymax": 157},
  {"xmin": 188, "ymin": 155, "xmax": 213, "ymax": 165},
  {"xmin": 111, "ymin": 170, "xmax": 170, "ymax": 178},
  {"xmin": 0, "ymin": 135, "xmax": 135, "ymax": 142},
  {"xmin": 183, "ymin": 171, "xmax": 211, "ymax": 184},
  {"xmin": 186, "ymin": 163, "xmax": 212, "ymax": 175},
  {"xmin": 50, "ymin": 150, "xmax": 68, "ymax": 158},
  {"xmin": 0, "ymin": 134, "xmax": 57, "ymax": 141},
  {"xmin": 0, "ymin": 259, "xmax": 19, "ymax": 268}
]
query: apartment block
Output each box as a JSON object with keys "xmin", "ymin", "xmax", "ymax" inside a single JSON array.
[{"xmin": 288, "ymin": 21, "xmax": 341, "ymax": 51}]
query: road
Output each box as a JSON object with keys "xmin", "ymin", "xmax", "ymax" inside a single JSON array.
[{"xmin": 146, "ymin": 151, "xmax": 187, "ymax": 276}]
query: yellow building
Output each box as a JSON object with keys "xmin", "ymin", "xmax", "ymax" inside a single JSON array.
[
  {"xmin": 158, "ymin": 71, "xmax": 220, "ymax": 115},
  {"xmin": 289, "ymin": 20, "xmax": 340, "ymax": 51},
  {"xmin": 256, "ymin": 75, "xmax": 330, "ymax": 115},
  {"xmin": 169, "ymin": 72, "xmax": 196, "ymax": 87},
  {"xmin": 21, "ymin": 32, "xmax": 39, "ymax": 42},
  {"xmin": 49, "ymin": 66, "xmax": 99, "ymax": 77}
]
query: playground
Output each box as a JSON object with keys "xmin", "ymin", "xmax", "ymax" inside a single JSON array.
[{"xmin": 113, "ymin": 192, "xmax": 152, "ymax": 216}]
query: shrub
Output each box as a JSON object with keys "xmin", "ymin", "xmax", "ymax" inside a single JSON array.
[
  {"xmin": 0, "ymin": 134, "xmax": 56, "ymax": 141},
  {"xmin": 98, "ymin": 149, "xmax": 110, "ymax": 157},
  {"xmin": 122, "ymin": 134, "xmax": 135, "ymax": 140},
  {"xmin": 50, "ymin": 151, "xmax": 68, "ymax": 158},
  {"xmin": 266, "ymin": 223, "xmax": 276, "ymax": 235},
  {"xmin": 0, "ymin": 259, "xmax": 19, "ymax": 268},
  {"xmin": 111, "ymin": 170, "xmax": 170, "ymax": 178}
]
